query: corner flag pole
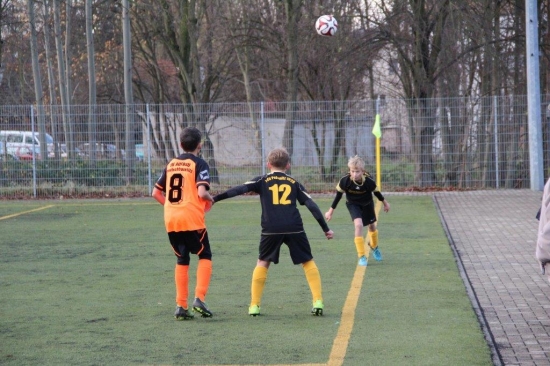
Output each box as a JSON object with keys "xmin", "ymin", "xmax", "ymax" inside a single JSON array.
[{"xmin": 373, "ymin": 97, "xmax": 382, "ymax": 189}]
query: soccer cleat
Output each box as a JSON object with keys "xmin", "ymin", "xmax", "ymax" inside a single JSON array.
[
  {"xmin": 192, "ymin": 297, "xmax": 213, "ymax": 318},
  {"xmin": 371, "ymin": 247, "xmax": 383, "ymax": 261},
  {"xmin": 311, "ymin": 300, "xmax": 324, "ymax": 316},
  {"xmin": 248, "ymin": 305, "xmax": 261, "ymax": 316},
  {"xmin": 174, "ymin": 306, "xmax": 194, "ymax": 320},
  {"xmin": 358, "ymin": 255, "xmax": 368, "ymax": 266}
]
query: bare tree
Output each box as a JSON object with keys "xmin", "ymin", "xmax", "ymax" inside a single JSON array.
[
  {"xmin": 53, "ymin": 0, "xmax": 74, "ymax": 157},
  {"xmin": 374, "ymin": 0, "xmax": 450, "ymax": 186},
  {"xmin": 0, "ymin": 0, "xmax": 9, "ymax": 86},
  {"xmin": 281, "ymin": 0, "xmax": 302, "ymax": 161},
  {"xmin": 27, "ymin": 0, "xmax": 48, "ymax": 159},
  {"xmin": 226, "ymin": 0, "xmax": 263, "ymax": 158},
  {"xmin": 41, "ymin": 0, "xmax": 60, "ymax": 158},
  {"xmin": 86, "ymin": 0, "xmax": 97, "ymax": 161}
]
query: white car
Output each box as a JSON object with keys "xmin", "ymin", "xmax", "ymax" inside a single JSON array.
[{"xmin": 0, "ymin": 130, "xmax": 54, "ymax": 156}]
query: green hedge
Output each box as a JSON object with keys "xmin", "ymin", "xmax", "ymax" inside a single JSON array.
[{"xmin": 0, "ymin": 159, "xmax": 151, "ymax": 188}]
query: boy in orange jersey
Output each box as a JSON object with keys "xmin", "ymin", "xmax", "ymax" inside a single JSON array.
[{"xmin": 152, "ymin": 127, "xmax": 215, "ymax": 320}]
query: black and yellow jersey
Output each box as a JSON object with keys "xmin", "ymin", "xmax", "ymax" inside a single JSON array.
[
  {"xmin": 331, "ymin": 172, "xmax": 384, "ymax": 208},
  {"xmin": 214, "ymin": 171, "xmax": 329, "ymax": 234},
  {"xmin": 154, "ymin": 153, "xmax": 211, "ymax": 232}
]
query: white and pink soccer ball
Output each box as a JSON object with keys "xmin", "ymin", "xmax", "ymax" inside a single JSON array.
[{"xmin": 315, "ymin": 15, "xmax": 338, "ymax": 37}]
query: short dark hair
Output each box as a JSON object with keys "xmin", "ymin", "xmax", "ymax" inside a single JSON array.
[{"xmin": 180, "ymin": 127, "xmax": 202, "ymax": 152}]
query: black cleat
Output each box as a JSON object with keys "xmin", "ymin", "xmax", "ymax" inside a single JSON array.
[
  {"xmin": 192, "ymin": 297, "xmax": 213, "ymax": 318},
  {"xmin": 174, "ymin": 306, "xmax": 194, "ymax": 320}
]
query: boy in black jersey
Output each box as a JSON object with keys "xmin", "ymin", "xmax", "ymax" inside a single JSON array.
[
  {"xmin": 325, "ymin": 155, "xmax": 390, "ymax": 267},
  {"xmin": 213, "ymin": 147, "xmax": 334, "ymax": 316}
]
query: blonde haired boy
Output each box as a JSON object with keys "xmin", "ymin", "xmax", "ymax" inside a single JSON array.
[{"xmin": 325, "ymin": 155, "xmax": 390, "ymax": 266}]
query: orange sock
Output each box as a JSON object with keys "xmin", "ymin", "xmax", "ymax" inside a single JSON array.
[
  {"xmin": 175, "ymin": 264, "xmax": 189, "ymax": 308},
  {"xmin": 250, "ymin": 266, "xmax": 268, "ymax": 307},
  {"xmin": 195, "ymin": 259, "xmax": 212, "ymax": 301}
]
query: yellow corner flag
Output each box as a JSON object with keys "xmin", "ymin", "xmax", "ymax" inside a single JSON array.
[{"xmin": 372, "ymin": 114, "xmax": 382, "ymax": 138}]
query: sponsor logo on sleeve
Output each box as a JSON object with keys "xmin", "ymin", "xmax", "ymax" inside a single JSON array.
[{"xmin": 199, "ymin": 169, "xmax": 210, "ymax": 180}]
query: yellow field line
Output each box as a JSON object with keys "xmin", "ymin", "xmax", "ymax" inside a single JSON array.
[
  {"xmin": 0, "ymin": 205, "xmax": 55, "ymax": 220},
  {"xmin": 327, "ymin": 263, "xmax": 367, "ymax": 366},
  {"xmin": 325, "ymin": 200, "xmax": 381, "ymax": 366}
]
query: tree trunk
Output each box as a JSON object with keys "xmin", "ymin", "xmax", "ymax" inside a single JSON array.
[
  {"xmin": 27, "ymin": 0, "xmax": 48, "ymax": 160},
  {"xmin": 122, "ymin": 0, "xmax": 135, "ymax": 184},
  {"xmin": 42, "ymin": 0, "xmax": 60, "ymax": 158},
  {"xmin": 282, "ymin": 0, "xmax": 302, "ymax": 166},
  {"xmin": 53, "ymin": 0, "xmax": 73, "ymax": 158},
  {"xmin": 86, "ymin": 0, "xmax": 97, "ymax": 163}
]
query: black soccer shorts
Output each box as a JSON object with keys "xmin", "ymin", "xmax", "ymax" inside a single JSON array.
[
  {"xmin": 168, "ymin": 229, "xmax": 212, "ymax": 265},
  {"xmin": 346, "ymin": 201, "xmax": 377, "ymax": 226},
  {"xmin": 258, "ymin": 232, "xmax": 313, "ymax": 265}
]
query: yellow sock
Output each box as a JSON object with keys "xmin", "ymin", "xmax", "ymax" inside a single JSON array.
[
  {"xmin": 250, "ymin": 266, "xmax": 268, "ymax": 307},
  {"xmin": 354, "ymin": 236, "xmax": 365, "ymax": 257},
  {"xmin": 302, "ymin": 260, "xmax": 322, "ymax": 302},
  {"xmin": 369, "ymin": 230, "xmax": 379, "ymax": 250},
  {"xmin": 194, "ymin": 259, "xmax": 212, "ymax": 300},
  {"xmin": 175, "ymin": 264, "xmax": 189, "ymax": 308}
]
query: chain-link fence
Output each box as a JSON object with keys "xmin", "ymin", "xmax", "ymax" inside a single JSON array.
[{"xmin": 1, "ymin": 96, "xmax": 549, "ymax": 199}]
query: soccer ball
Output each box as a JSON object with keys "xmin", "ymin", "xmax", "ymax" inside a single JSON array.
[{"xmin": 315, "ymin": 15, "xmax": 338, "ymax": 36}]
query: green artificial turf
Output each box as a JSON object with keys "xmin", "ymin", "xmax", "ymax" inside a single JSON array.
[{"xmin": 0, "ymin": 196, "xmax": 492, "ymax": 365}]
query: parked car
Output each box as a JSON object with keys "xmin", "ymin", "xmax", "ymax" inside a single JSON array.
[
  {"xmin": 0, "ymin": 130, "xmax": 55, "ymax": 156},
  {"xmin": 77, "ymin": 143, "xmax": 123, "ymax": 159},
  {"xmin": 0, "ymin": 145, "xmax": 18, "ymax": 161},
  {"xmin": 14, "ymin": 145, "xmax": 41, "ymax": 160}
]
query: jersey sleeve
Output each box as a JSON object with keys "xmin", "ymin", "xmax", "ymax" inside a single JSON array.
[
  {"xmin": 330, "ymin": 191, "xmax": 344, "ymax": 209},
  {"xmin": 305, "ymin": 199, "xmax": 330, "ymax": 232},
  {"xmin": 195, "ymin": 158, "xmax": 211, "ymax": 190},
  {"xmin": 213, "ymin": 176, "xmax": 262, "ymax": 202},
  {"xmin": 296, "ymin": 182, "xmax": 312, "ymax": 205},
  {"xmin": 154, "ymin": 168, "xmax": 168, "ymax": 192},
  {"xmin": 365, "ymin": 175, "xmax": 384, "ymax": 201}
]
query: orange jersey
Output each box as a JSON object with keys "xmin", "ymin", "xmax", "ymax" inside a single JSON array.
[{"xmin": 154, "ymin": 153, "xmax": 211, "ymax": 232}]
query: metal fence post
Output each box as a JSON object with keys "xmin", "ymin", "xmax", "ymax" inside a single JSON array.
[
  {"xmin": 31, "ymin": 105, "xmax": 37, "ymax": 198},
  {"xmin": 261, "ymin": 101, "xmax": 265, "ymax": 176},
  {"xmin": 146, "ymin": 104, "xmax": 152, "ymax": 193},
  {"xmin": 494, "ymin": 96, "xmax": 499, "ymax": 189}
]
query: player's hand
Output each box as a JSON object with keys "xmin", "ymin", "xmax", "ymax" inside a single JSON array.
[
  {"xmin": 383, "ymin": 202, "xmax": 390, "ymax": 213},
  {"xmin": 325, "ymin": 230, "xmax": 334, "ymax": 240},
  {"xmin": 324, "ymin": 212, "xmax": 332, "ymax": 221},
  {"xmin": 203, "ymin": 200, "xmax": 213, "ymax": 213}
]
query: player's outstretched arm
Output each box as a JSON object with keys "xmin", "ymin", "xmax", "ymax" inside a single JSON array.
[
  {"xmin": 304, "ymin": 198, "xmax": 331, "ymax": 235},
  {"xmin": 213, "ymin": 184, "xmax": 250, "ymax": 203},
  {"xmin": 327, "ymin": 191, "xmax": 344, "ymax": 221}
]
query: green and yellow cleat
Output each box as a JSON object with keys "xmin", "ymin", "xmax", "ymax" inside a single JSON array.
[
  {"xmin": 248, "ymin": 305, "xmax": 261, "ymax": 316},
  {"xmin": 311, "ymin": 300, "xmax": 324, "ymax": 316}
]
